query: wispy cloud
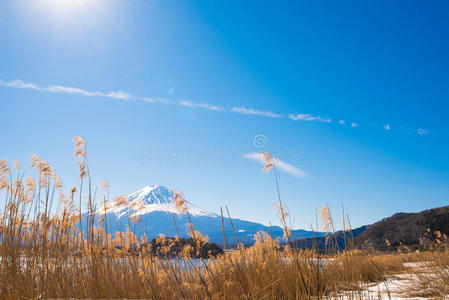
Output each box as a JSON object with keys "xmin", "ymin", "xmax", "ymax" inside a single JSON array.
[
  {"xmin": 179, "ymin": 100, "xmax": 223, "ymax": 111},
  {"xmin": 141, "ymin": 96, "xmax": 171, "ymax": 104},
  {"xmin": 0, "ymin": 79, "xmax": 132, "ymax": 100},
  {"xmin": 288, "ymin": 113, "xmax": 331, "ymax": 123},
  {"xmin": 106, "ymin": 91, "xmax": 131, "ymax": 100},
  {"xmin": 232, "ymin": 106, "xmax": 282, "ymax": 118},
  {"xmin": 243, "ymin": 152, "xmax": 307, "ymax": 178},
  {"xmin": 1, "ymin": 79, "xmax": 40, "ymax": 90},
  {"xmin": 46, "ymin": 85, "xmax": 97, "ymax": 97},
  {"xmin": 0, "ymin": 78, "xmax": 431, "ymax": 136}
]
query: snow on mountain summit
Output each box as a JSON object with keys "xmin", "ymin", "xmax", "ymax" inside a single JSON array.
[
  {"xmin": 128, "ymin": 185, "xmax": 173, "ymax": 205},
  {"xmin": 103, "ymin": 185, "xmax": 217, "ymax": 218},
  {"xmin": 92, "ymin": 185, "xmax": 319, "ymax": 245}
]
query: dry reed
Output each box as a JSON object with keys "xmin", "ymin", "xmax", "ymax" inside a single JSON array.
[{"xmin": 0, "ymin": 138, "xmax": 435, "ymax": 299}]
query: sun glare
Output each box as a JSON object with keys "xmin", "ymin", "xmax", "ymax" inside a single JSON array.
[
  {"xmin": 27, "ymin": 0, "xmax": 105, "ymax": 34},
  {"xmin": 42, "ymin": 0, "xmax": 84, "ymax": 10},
  {"xmin": 36, "ymin": 0, "xmax": 100, "ymax": 18}
]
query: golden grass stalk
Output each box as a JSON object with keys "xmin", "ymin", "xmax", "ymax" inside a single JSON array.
[{"xmin": 0, "ymin": 138, "xmax": 432, "ymax": 299}]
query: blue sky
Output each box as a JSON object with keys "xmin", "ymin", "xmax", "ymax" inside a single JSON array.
[{"xmin": 1, "ymin": 0, "xmax": 448, "ymax": 229}]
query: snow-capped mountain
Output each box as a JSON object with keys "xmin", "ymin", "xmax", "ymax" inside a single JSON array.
[
  {"xmin": 102, "ymin": 185, "xmax": 217, "ymax": 218},
  {"xmin": 94, "ymin": 185, "xmax": 320, "ymax": 246}
]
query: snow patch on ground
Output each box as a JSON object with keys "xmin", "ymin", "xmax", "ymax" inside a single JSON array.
[{"xmin": 338, "ymin": 261, "xmax": 447, "ymax": 299}]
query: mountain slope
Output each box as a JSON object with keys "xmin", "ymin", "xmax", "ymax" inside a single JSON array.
[
  {"xmin": 355, "ymin": 205, "xmax": 449, "ymax": 250},
  {"xmin": 94, "ymin": 185, "xmax": 322, "ymax": 246},
  {"xmin": 292, "ymin": 225, "xmax": 367, "ymax": 250}
]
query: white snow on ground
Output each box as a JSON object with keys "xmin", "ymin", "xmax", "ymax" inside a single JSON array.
[
  {"xmin": 402, "ymin": 262, "xmax": 429, "ymax": 269},
  {"xmin": 361, "ymin": 274, "xmax": 428, "ymax": 299},
  {"xmin": 337, "ymin": 261, "xmax": 448, "ymax": 299}
]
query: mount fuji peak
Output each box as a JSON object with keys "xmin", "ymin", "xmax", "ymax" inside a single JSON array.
[
  {"xmin": 94, "ymin": 185, "xmax": 321, "ymax": 246},
  {"xmin": 129, "ymin": 185, "xmax": 174, "ymax": 205},
  {"xmin": 105, "ymin": 185, "xmax": 217, "ymax": 218}
]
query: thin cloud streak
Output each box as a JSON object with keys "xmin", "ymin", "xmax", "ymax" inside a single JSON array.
[
  {"xmin": 1, "ymin": 79, "xmax": 132, "ymax": 100},
  {"xmin": 289, "ymin": 113, "xmax": 332, "ymax": 123},
  {"xmin": 0, "ymin": 79, "xmax": 430, "ymax": 136},
  {"xmin": 179, "ymin": 100, "xmax": 223, "ymax": 111},
  {"xmin": 232, "ymin": 106, "xmax": 282, "ymax": 118},
  {"xmin": 141, "ymin": 96, "xmax": 172, "ymax": 104},
  {"xmin": 1, "ymin": 79, "xmax": 40, "ymax": 90},
  {"xmin": 243, "ymin": 152, "xmax": 307, "ymax": 178}
]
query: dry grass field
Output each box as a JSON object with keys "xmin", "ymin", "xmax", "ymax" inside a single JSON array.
[{"xmin": 0, "ymin": 137, "xmax": 447, "ymax": 299}]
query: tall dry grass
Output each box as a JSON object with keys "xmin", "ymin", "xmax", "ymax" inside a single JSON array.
[
  {"xmin": 0, "ymin": 137, "xmax": 419, "ymax": 299},
  {"xmin": 403, "ymin": 246, "xmax": 449, "ymax": 298}
]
